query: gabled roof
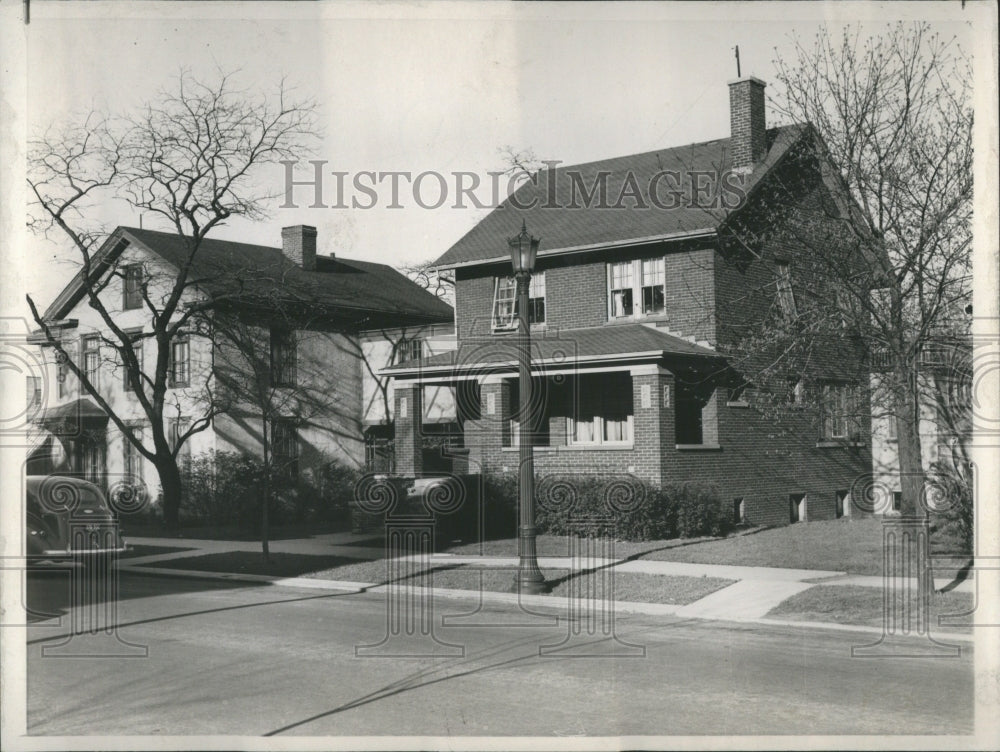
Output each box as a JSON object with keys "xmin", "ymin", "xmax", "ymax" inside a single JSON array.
[
  {"xmin": 44, "ymin": 227, "xmax": 454, "ymax": 326},
  {"xmin": 434, "ymin": 124, "xmax": 810, "ymax": 269},
  {"xmin": 383, "ymin": 323, "xmax": 721, "ymax": 377}
]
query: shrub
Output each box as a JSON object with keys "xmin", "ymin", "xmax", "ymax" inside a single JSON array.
[
  {"xmin": 482, "ymin": 473, "xmax": 519, "ymax": 539},
  {"xmin": 181, "ymin": 450, "xmax": 359, "ymax": 529},
  {"xmin": 280, "ymin": 459, "xmax": 360, "ymax": 525},
  {"xmin": 669, "ymin": 481, "xmax": 732, "ymax": 538},
  {"xmin": 481, "ymin": 473, "xmax": 731, "ymax": 542},
  {"xmin": 927, "ymin": 460, "xmax": 973, "ymax": 555},
  {"xmin": 180, "ymin": 450, "xmax": 264, "ymax": 527}
]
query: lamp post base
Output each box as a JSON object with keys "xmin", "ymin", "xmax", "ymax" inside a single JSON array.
[{"xmin": 511, "ymin": 574, "xmax": 550, "ymax": 595}]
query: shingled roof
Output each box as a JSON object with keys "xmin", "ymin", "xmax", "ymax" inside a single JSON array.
[
  {"xmin": 44, "ymin": 226, "xmax": 454, "ymax": 325},
  {"xmin": 383, "ymin": 323, "xmax": 721, "ymax": 377},
  {"xmin": 434, "ymin": 123, "xmax": 810, "ymax": 269}
]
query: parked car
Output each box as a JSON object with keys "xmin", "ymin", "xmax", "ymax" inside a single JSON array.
[{"xmin": 25, "ymin": 475, "xmax": 127, "ymax": 572}]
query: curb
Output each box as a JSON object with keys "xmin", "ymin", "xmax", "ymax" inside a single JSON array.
[{"xmin": 118, "ymin": 563, "xmax": 974, "ymax": 644}]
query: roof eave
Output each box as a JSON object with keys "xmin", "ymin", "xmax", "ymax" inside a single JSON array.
[
  {"xmin": 432, "ymin": 228, "xmax": 718, "ymax": 272},
  {"xmin": 381, "ymin": 348, "xmax": 717, "ymax": 379}
]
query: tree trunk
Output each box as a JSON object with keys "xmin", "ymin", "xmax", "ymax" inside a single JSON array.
[
  {"xmin": 261, "ymin": 419, "xmax": 271, "ymax": 564},
  {"xmin": 261, "ymin": 472, "xmax": 271, "ymax": 564},
  {"xmin": 156, "ymin": 457, "xmax": 183, "ymax": 530},
  {"xmin": 894, "ymin": 382, "xmax": 925, "ymax": 519}
]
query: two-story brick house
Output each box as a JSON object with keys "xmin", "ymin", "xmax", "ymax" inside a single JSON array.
[
  {"xmin": 29, "ymin": 224, "xmax": 454, "ymax": 505},
  {"xmin": 385, "ymin": 77, "xmax": 872, "ymax": 527}
]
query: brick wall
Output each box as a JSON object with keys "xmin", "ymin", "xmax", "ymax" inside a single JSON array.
[{"xmin": 454, "ymin": 247, "xmax": 716, "ymax": 343}]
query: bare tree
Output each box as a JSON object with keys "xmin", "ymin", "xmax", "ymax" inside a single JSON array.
[
  {"xmin": 713, "ymin": 22, "xmax": 972, "ymax": 518},
  {"xmin": 210, "ymin": 308, "xmax": 345, "ymax": 562},
  {"xmin": 26, "ymin": 70, "xmax": 318, "ymax": 527}
]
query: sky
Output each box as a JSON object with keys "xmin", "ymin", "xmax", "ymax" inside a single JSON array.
[{"xmin": 14, "ymin": 1, "xmax": 980, "ymax": 314}]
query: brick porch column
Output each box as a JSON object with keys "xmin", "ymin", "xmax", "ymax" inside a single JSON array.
[
  {"xmin": 631, "ymin": 366, "xmax": 674, "ymax": 487},
  {"xmin": 465, "ymin": 376, "xmax": 511, "ymax": 476},
  {"xmin": 394, "ymin": 382, "xmax": 423, "ymax": 476}
]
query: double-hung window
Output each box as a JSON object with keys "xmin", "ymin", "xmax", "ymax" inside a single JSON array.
[
  {"xmin": 568, "ymin": 373, "xmax": 633, "ymax": 446},
  {"xmin": 609, "ymin": 261, "xmax": 634, "ymax": 319},
  {"xmin": 168, "ymin": 417, "xmax": 192, "ymax": 467},
  {"xmin": 270, "ymin": 328, "xmax": 297, "ymax": 386},
  {"xmin": 609, "ymin": 258, "xmax": 666, "ymax": 319},
  {"xmin": 640, "ymin": 258, "xmax": 665, "ymax": 314},
  {"xmin": 57, "ymin": 346, "xmax": 73, "ymax": 398},
  {"xmin": 83, "ymin": 336, "xmax": 100, "ymax": 390},
  {"xmin": 122, "ymin": 423, "xmax": 144, "ymax": 483},
  {"xmin": 395, "ymin": 338, "xmax": 424, "ymax": 364},
  {"xmin": 122, "ymin": 264, "xmax": 143, "ymax": 310},
  {"xmin": 170, "ymin": 336, "xmax": 190, "ymax": 387},
  {"xmin": 272, "ymin": 418, "xmax": 300, "ymax": 481},
  {"xmin": 491, "ymin": 273, "xmax": 545, "ymax": 331},
  {"xmin": 124, "ymin": 333, "xmax": 143, "ymax": 392},
  {"xmin": 821, "ymin": 383, "xmax": 859, "ymax": 440}
]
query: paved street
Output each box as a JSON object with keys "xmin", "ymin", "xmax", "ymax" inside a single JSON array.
[{"xmin": 25, "ymin": 571, "xmax": 973, "ymax": 737}]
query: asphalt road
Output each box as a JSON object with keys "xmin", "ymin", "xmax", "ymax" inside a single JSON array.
[{"xmin": 23, "ymin": 570, "xmax": 973, "ymax": 737}]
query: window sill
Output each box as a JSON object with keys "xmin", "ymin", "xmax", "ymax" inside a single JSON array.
[
  {"xmin": 676, "ymin": 443, "xmax": 722, "ymax": 451},
  {"xmin": 815, "ymin": 441, "xmax": 867, "ymax": 448},
  {"xmin": 604, "ymin": 315, "xmax": 668, "ymax": 326},
  {"xmin": 491, "ymin": 324, "xmax": 547, "ymax": 335},
  {"xmin": 501, "ymin": 443, "xmax": 634, "ymax": 452},
  {"xmin": 726, "ymin": 401, "xmax": 749, "ymax": 408}
]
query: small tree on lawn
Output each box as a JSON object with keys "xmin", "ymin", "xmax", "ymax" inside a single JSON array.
[{"xmin": 26, "ymin": 70, "xmax": 317, "ymax": 527}]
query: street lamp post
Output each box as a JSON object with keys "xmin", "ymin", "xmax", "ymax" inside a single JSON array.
[{"xmin": 508, "ymin": 221, "xmax": 548, "ymax": 595}]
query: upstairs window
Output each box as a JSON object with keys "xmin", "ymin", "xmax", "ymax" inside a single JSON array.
[
  {"xmin": 169, "ymin": 336, "xmax": 190, "ymax": 388},
  {"xmin": 83, "ymin": 336, "xmax": 101, "ymax": 390},
  {"xmin": 122, "ymin": 263, "xmax": 144, "ymax": 310},
  {"xmin": 609, "ymin": 258, "xmax": 666, "ymax": 319},
  {"xmin": 492, "ymin": 273, "xmax": 545, "ymax": 331},
  {"xmin": 270, "ymin": 328, "xmax": 297, "ymax": 386},
  {"xmin": 775, "ymin": 262, "xmax": 797, "ymax": 319},
  {"xmin": 57, "ymin": 347, "xmax": 73, "ymax": 399},
  {"xmin": 609, "ymin": 261, "xmax": 634, "ymax": 318},
  {"xmin": 821, "ymin": 383, "xmax": 861, "ymax": 440},
  {"xmin": 395, "ymin": 338, "xmax": 424, "ymax": 364},
  {"xmin": 640, "ymin": 258, "xmax": 665, "ymax": 315},
  {"xmin": 124, "ymin": 333, "xmax": 143, "ymax": 392}
]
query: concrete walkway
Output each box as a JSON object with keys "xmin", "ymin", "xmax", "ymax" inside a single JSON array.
[{"xmin": 121, "ymin": 533, "xmax": 973, "ymax": 632}]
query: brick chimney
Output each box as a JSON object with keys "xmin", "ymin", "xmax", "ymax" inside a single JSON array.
[
  {"xmin": 281, "ymin": 225, "xmax": 317, "ymax": 271},
  {"xmin": 728, "ymin": 76, "xmax": 767, "ymax": 173}
]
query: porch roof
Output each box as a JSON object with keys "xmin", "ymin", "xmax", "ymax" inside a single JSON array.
[
  {"xmin": 34, "ymin": 398, "xmax": 109, "ymax": 427},
  {"xmin": 383, "ymin": 323, "xmax": 721, "ymax": 378}
]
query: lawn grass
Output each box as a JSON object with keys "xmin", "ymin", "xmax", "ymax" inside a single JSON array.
[
  {"xmin": 448, "ymin": 518, "xmax": 966, "ymax": 576},
  {"xmin": 444, "ymin": 533, "xmax": 718, "ymax": 560},
  {"xmin": 120, "ymin": 544, "xmax": 195, "ymax": 559},
  {"xmin": 139, "ymin": 551, "xmax": 734, "ymax": 606},
  {"xmin": 139, "ymin": 551, "xmax": 365, "ymax": 578},
  {"xmin": 767, "ymin": 584, "xmax": 974, "ymax": 632}
]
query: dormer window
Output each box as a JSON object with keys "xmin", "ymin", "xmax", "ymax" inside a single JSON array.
[
  {"xmin": 608, "ymin": 258, "xmax": 666, "ymax": 320},
  {"xmin": 492, "ymin": 273, "xmax": 545, "ymax": 331},
  {"xmin": 123, "ymin": 263, "xmax": 143, "ymax": 310},
  {"xmin": 395, "ymin": 337, "xmax": 424, "ymax": 364}
]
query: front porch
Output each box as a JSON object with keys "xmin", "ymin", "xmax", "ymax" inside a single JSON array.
[{"xmin": 383, "ymin": 324, "xmax": 728, "ymax": 485}]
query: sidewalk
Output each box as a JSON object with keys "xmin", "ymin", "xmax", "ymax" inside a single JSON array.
[{"xmin": 120, "ymin": 533, "xmax": 975, "ymax": 640}]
